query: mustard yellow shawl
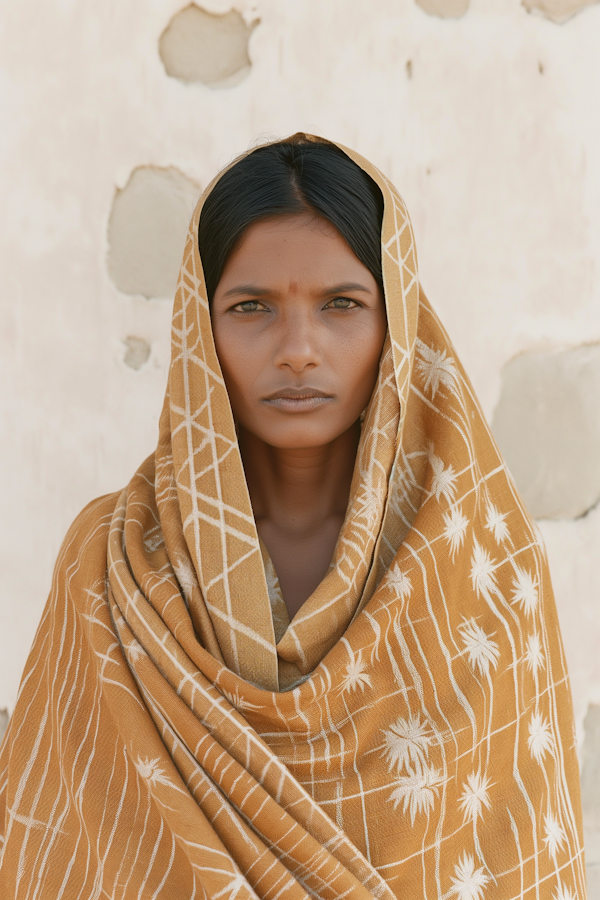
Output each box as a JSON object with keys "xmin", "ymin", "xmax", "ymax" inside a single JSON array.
[{"xmin": 0, "ymin": 137, "xmax": 586, "ymax": 899}]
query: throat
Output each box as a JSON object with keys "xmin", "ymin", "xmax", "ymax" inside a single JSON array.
[
  {"xmin": 257, "ymin": 514, "xmax": 345, "ymax": 620},
  {"xmin": 238, "ymin": 423, "xmax": 359, "ymax": 620}
]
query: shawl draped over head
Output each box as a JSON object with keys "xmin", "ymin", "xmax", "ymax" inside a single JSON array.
[{"xmin": 0, "ymin": 135, "xmax": 586, "ymax": 900}]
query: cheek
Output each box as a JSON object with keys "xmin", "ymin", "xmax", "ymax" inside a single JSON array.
[
  {"xmin": 333, "ymin": 319, "xmax": 387, "ymax": 400},
  {"xmin": 212, "ymin": 325, "xmax": 273, "ymax": 423}
]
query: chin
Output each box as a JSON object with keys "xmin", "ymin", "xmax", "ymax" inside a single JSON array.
[{"xmin": 260, "ymin": 424, "xmax": 346, "ymax": 449}]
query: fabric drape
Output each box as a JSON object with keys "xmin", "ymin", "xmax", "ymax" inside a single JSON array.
[{"xmin": 0, "ymin": 135, "xmax": 586, "ymax": 899}]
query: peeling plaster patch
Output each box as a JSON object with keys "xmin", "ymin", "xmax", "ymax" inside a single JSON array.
[
  {"xmin": 582, "ymin": 704, "xmax": 600, "ymax": 878},
  {"xmin": 491, "ymin": 343, "xmax": 600, "ymax": 520},
  {"xmin": 123, "ymin": 336, "xmax": 151, "ymax": 370},
  {"xmin": 159, "ymin": 5, "xmax": 257, "ymax": 87},
  {"xmin": 416, "ymin": 0, "xmax": 470, "ymax": 18},
  {"xmin": 0, "ymin": 708, "xmax": 8, "ymax": 746},
  {"xmin": 522, "ymin": 0, "xmax": 600, "ymax": 22},
  {"xmin": 107, "ymin": 166, "xmax": 200, "ymax": 300}
]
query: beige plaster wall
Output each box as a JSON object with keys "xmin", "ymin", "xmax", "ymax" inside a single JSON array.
[{"xmin": 1, "ymin": 0, "xmax": 599, "ymax": 891}]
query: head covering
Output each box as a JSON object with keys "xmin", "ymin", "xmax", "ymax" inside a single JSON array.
[{"xmin": 0, "ymin": 135, "xmax": 586, "ymax": 900}]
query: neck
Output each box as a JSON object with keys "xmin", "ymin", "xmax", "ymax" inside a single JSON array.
[{"xmin": 239, "ymin": 424, "xmax": 360, "ymax": 538}]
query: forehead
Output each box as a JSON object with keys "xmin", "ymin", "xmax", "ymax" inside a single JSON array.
[{"xmin": 219, "ymin": 213, "xmax": 372, "ymax": 286}]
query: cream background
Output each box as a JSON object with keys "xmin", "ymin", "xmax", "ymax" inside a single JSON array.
[{"xmin": 1, "ymin": 0, "xmax": 599, "ymax": 891}]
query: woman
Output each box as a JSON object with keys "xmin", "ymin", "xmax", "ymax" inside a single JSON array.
[{"xmin": 0, "ymin": 135, "xmax": 586, "ymax": 899}]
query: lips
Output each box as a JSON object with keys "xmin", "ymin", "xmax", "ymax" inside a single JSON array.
[{"xmin": 262, "ymin": 388, "xmax": 334, "ymax": 412}]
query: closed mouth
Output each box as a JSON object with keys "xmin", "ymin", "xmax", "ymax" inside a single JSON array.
[{"xmin": 262, "ymin": 388, "xmax": 334, "ymax": 411}]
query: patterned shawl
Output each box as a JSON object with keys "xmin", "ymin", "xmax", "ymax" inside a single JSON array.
[{"xmin": 0, "ymin": 136, "xmax": 586, "ymax": 900}]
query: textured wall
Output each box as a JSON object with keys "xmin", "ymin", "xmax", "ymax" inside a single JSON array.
[{"xmin": 1, "ymin": 0, "xmax": 599, "ymax": 891}]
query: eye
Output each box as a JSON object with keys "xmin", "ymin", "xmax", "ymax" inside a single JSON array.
[
  {"xmin": 325, "ymin": 297, "xmax": 359, "ymax": 310},
  {"xmin": 233, "ymin": 300, "xmax": 266, "ymax": 313}
]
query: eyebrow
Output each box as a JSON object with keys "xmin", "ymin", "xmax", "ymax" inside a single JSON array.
[
  {"xmin": 221, "ymin": 285, "xmax": 276, "ymax": 299},
  {"xmin": 323, "ymin": 282, "xmax": 374, "ymax": 295},
  {"xmin": 221, "ymin": 281, "xmax": 374, "ymax": 298}
]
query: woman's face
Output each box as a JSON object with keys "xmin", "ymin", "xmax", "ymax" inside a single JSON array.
[{"xmin": 211, "ymin": 213, "xmax": 387, "ymax": 450}]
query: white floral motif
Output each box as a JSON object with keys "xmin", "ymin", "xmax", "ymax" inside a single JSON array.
[
  {"xmin": 524, "ymin": 632, "xmax": 545, "ymax": 675},
  {"xmin": 443, "ymin": 506, "xmax": 469, "ymax": 559},
  {"xmin": 458, "ymin": 619, "xmax": 500, "ymax": 677},
  {"xmin": 355, "ymin": 484, "xmax": 381, "ymax": 531},
  {"xmin": 385, "ymin": 563, "xmax": 412, "ymax": 601},
  {"xmin": 221, "ymin": 688, "xmax": 262, "ymax": 712},
  {"xmin": 429, "ymin": 447, "xmax": 458, "ymax": 504},
  {"xmin": 449, "ymin": 852, "xmax": 489, "ymax": 900},
  {"xmin": 553, "ymin": 881, "xmax": 577, "ymax": 900},
  {"xmin": 126, "ymin": 639, "xmax": 145, "ymax": 664},
  {"xmin": 528, "ymin": 713, "xmax": 553, "ymax": 763},
  {"xmin": 135, "ymin": 756, "xmax": 175, "ymax": 789},
  {"xmin": 382, "ymin": 713, "xmax": 433, "ymax": 773},
  {"xmin": 416, "ymin": 339, "xmax": 458, "ymax": 400},
  {"xmin": 485, "ymin": 502, "xmax": 509, "ymax": 544},
  {"xmin": 470, "ymin": 541, "xmax": 498, "ymax": 597},
  {"xmin": 459, "ymin": 771, "xmax": 493, "ymax": 823},
  {"xmin": 544, "ymin": 813, "xmax": 566, "ymax": 861},
  {"xmin": 511, "ymin": 566, "xmax": 538, "ymax": 618},
  {"xmin": 173, "ymin": 558, "xmax": 197, "ymax": 603},
  {"xmin": 388, "ymin": 764, "xmax": 443, "ymax": 823},
  {"xmin": 221, "ymin": 871, "xmax": 249, "ymax": 899},
  {"xmin": 143, "ymin": 525, "xmax": 164, "ymax": 553},
  {"xmin": 341, "ymin": 650, "xmax": 372, "ymax": 694}
]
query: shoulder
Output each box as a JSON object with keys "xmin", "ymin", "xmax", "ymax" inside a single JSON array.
[
  {"xmin": 53, "ymin": 491, "xmax": 123, "ymax": 579},
  {"xmin": 66, "ymin": 490, "xmax": 122, "ymax": 542}
]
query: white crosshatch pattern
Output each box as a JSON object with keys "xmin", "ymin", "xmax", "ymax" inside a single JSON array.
[{"xmin": 0, "ymin": 137, "xmax": 586, "ymax": 899}]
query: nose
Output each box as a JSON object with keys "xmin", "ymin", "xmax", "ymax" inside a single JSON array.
[{"xmin": 271, "ymin": 307, "xmax": 322, "ymax": 374}]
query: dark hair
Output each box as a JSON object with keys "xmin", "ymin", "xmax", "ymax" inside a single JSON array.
[{"xmin": 198, "ymin": 138, "xmax": 384, "ymax": 302}]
